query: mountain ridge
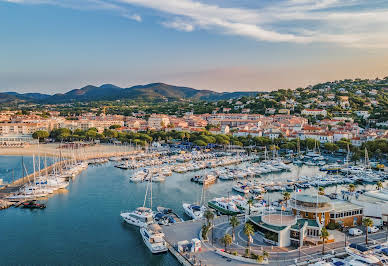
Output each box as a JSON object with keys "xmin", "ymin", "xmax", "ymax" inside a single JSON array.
[{"xmin": 1, "ymin": 83, "xmax": 258, "ymax": 103}]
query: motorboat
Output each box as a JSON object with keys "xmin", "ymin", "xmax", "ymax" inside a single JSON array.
[
  {"xmin": 208, "ymin": 197, "xmax": 241, "ymax": 215},
  {"xmin": 232, "ymin": 182, "xmax": 250, "ymax": 194},
  {"xmin": 182, "ymin": 203, "xmax": 206, "ymax": 220},
  {"xmin": 140, "ymin": 223, "xmax": 168, "ymax": 254},
  {"xmin": 345, "ymin": 244, "xmax": 380, "ymax": 264},
  {"xmin": 120, "ymin": 207, "xmax": 154, "ymax": 227},
  {"xmin": 154, "ymin": 206, "xmax": 184, "ymax": 225},
  {"xmin": 22, "ymin": 200, "xmax": 46, "ymax": 209}
]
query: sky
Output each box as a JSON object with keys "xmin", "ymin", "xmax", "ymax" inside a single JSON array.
[{"xmin": 1, "ymin": 0, "xmax": 388, "ymax": 94}]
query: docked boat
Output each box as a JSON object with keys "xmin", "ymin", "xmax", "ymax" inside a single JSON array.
[
  {"xmin": 231, "ymin": 195, "xmax": 266, "ymax": 214},
  {"xmin": 22, "ymin": 200, "xmax": 46, "ymax": 209},
  {"xmin": 154, "ymin": 206, "xmax": 183, "ymax": 225},
  {"xmin": 120, "ymin": 207, "xmax": 154, "ymax": 227},
  {"xmin": 182, "ymin": 203, "xmax": 206, "ymax": 220},
  {"xmin": 208, "ymin": 197, "xmax": 241, "ymax": 215},
  {"xmin": 345, "ymin": 244, "xmax": 380, "ymax": 264},
  {"xmin": 197, "ymin": 174, "xmax": 217, "ymax": 185},
  {"xmin": 232, "ymin": 182, "xmax": 250, "ymax": 194},
  {"xmin": 121, "ymin": 175, "xmax": 154, "ymax": 227},
  {"xmin": 140, "ymin": 223, "xmax": 168, "ymax": 254}
]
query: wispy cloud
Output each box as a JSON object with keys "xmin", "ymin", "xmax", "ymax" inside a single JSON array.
[
  {"xmin": 3, "ymin": 0, "xmax": 388, "ymax": 48},
  {"xmin": 2, "ymin": 0, "xmax": 142, "ymax": 22}
]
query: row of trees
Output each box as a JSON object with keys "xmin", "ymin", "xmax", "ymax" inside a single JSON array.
[{"xmin": 32, "ymin": 128, "xmax": 387, "ymax": 159}]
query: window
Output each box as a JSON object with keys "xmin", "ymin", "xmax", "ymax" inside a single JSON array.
[
  {"xmin": 360, "ymin": 209, "xmax": 363, "ymax": 214},
  {"xmin": 330, "ymin": 213, "xmax": 334, "ymax": 218}
]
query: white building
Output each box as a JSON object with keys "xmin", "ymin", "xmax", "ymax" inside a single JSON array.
[{"xmin": 301, "ymin": 109, "xmax": 327, "ymax": 117}]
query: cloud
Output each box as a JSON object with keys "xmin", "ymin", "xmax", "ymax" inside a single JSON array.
[
  {"xmin": 123, "ymin": 13, "xmax": 142, "ymax": 22},
  {"xmin": 115, "ymin": 0, "xmax": 388, "ymax": 48},
  {"xmin": 162, "ymin": 19, "xmax": 194, "ymax": 32},
  {"xmin": 3, "ymin": 0, "xmax": 388, "ymax": 48},
  {"xmin": 1, "ymin": 0, "xmax": 142, "ymax": 22}
]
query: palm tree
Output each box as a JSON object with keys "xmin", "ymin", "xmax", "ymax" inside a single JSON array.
[
  {"xmin": 204, "ymin": 210, "xmax": 214, "ymax": 227},
  {"xmin": 363, "ymin": 218, "xmax": 374, "ymax": 245},
  {"xmin": 318, "ymin": 187, "xmax": 325, "ymax": 196},
  {"xmin": 320, "ymin": 227, "xmax": 329, "ymax": 254},
  {"xmin": 220, "ymin": 234, "xmax": 233, "ymax": 252},
  {"xmin": 230, "ymin": 216, "xmax": 240, "ymax": 241},
  {"xmin": 244, "ymin": 223, "xmax": 255, "ymax": 256},
  {"xmin": 283, "ymin": 192, "xmax": 291, "ymax": 207},
  {"xmin": 376, "ymin": 181, "xmax": 383, "ymax": 190},
  {"xmin": 247, "ymin": 199, "xmax": 254, "ymax": 215},
  {"xmin": 348, "ymin": 184, "xmax": 356, "ymax": 193}
]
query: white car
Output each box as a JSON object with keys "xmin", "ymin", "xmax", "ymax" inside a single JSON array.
[
  {"xmin": 368, "ymin": 226, "xmax": 379, "ymax": 233},
  {"xmin": 348, "ymin": 228, "xmax": 363, "ymax": 236}
]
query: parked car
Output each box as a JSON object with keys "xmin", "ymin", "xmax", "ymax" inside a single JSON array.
[
  {"xmin": 368, "ymin": 226, "xmax": 379, "ymax": 233},
  {"xmin": 349, "ymin": 228, "xmax": 363, "ymax": 236}
]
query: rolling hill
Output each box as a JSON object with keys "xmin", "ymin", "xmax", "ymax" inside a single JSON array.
[{"xmin": 2, "ymin": 83, "xmax": 258, "ymax": 103}]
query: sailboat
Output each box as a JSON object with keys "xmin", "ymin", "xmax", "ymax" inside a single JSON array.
[
  {"xmin": 120, "ymin": 175, "xmax": 154, "ymax": 227},
  {"xmin": 182, "ymin": 180, "xmax": 206, "ymax": 220}
]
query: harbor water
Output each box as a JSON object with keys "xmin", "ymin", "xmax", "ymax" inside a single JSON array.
[
  {"xmin": 0, "ymin": 156, "xmax": 383, "ymax": 265},
  {"xmin": 0, "ymin": 155, "xmax": 55, "ymax": 184}
]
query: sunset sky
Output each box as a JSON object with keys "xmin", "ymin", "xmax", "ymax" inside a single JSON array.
[{"xmin": 1, "ymin": 0, "xmax": 388, "ymax": 93}]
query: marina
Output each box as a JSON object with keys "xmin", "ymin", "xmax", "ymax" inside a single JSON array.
[{"xmin": 0, "ymin": 146, "xmax": 387, "ymax": 265}]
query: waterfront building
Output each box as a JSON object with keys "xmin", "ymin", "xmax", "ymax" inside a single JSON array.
[{"xmin": 248, "ymin": 194, "xmax": 363, "ymax": 248}]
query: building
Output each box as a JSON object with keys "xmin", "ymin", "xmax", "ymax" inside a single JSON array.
[
  {"xmin": 301, "ymin": 109, "xmax": 327, "ymax": 117},
  {"xmin": 147, "ymin": 114, "xmax": 170, "ymax": 130},
  {"xmin": 278, "ymin": 109, "xmax": 290, "ymax": 115},
  {"xmin": 299, "ymin": 132, "xmax": 334, "ymax": 143},
  {"xmin": 248, "ymin": 194, "xmax": 363, "ymax": 248}
]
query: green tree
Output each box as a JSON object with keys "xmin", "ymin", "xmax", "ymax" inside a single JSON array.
[
  {"xmin": 194, "ymin": 140, "xmax": 207, "ymax": 146},
  {"xmin": 318, "ymin": 187, "xmax": 325, "ymax": 195},
  {"xmin": 320, "ymin": 227, "xmax": 329, "ymax": 254},
  {"xmin": 348, "ymin": 184, "xmax": 356, "ymax": 193},
  {"xmin": 103, "ymin": 129, "xmax": 118, "ymax": 139},
  {"xmin": 229, "ymin": 216, "xmax": 240, "ymax": 241},
  {"xmin": 220, "ymin": 234, "xmax": 233, "ymax": 252},
  {"xmin": 363, "ymin": 218, "xmax": 373, "ymax": 245},
  {"xmin": 324, "ymin": 142, "xmax": 339, "ymax": 153},
  {"xmin": 85, "ymin": 129, "xmax": 97, "ymax": 140},
  {"xmin": 109, "ymin": 124, "xmax": 122, "ymax": 129},
  {"xmin": 32, "ymin": 130, "xmax": 49, "ymax": 141},
  {"xmin": 243, "ymin": 223, "xmax": 255, "ymax": 256},
  {"xmin": 204, "ymin": 210, "xmax": 214, "ymax": 227},
  {"xmin": 283, "ymin": 192, "xmax": 291, "ymax": 207}
]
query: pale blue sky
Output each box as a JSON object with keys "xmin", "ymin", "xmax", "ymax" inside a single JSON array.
[{"xmin": 1, "ymin": 0, "xmax": 388, "ymax": 93}]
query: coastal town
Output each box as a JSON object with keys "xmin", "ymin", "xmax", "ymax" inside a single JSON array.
[{"xmin": 0, "ymin": 78, "xmax": 387, "ymax": 265}]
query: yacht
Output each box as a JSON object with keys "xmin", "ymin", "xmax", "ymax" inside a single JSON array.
[
  {"xmin": 232, "ymin": 182, "xmax": 250, "ymax": 194},
  {"xmin": 182, "ymin": 203, "xmax": 206, "ymax": 220},
  {"xmin": 140, "ymin": 223, "xmax": 168, "ymax": 254},
  {"xmin": 120, "ymin": 207, "xmax": 154, "ymax": 227},
  {"xmin": 208, "ymin": 197, "xmax": 241, "ymax": 215},
  {"xmin": 154, "ymin": 206, "xmax": 184, "ymax": 225},
  {"xmin": 345, "ymin": 244, "xmax": 381, "ymax": 264}
]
